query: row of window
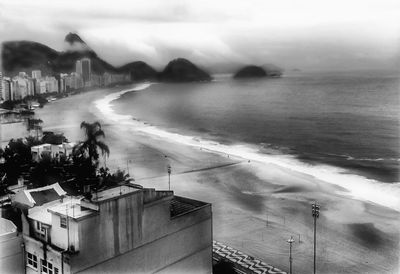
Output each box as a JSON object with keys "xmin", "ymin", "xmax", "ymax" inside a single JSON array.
[{"xmin": 26, "ymin": 252, "xmax": 59, "ymax": 274}]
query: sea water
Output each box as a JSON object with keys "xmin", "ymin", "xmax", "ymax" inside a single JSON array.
[{"xmin": 95, "ymin": 71, "xmax": 400, "ymax": 210}]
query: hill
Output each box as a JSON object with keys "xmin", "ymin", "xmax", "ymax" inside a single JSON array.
[
  {"xmin": 233, "ymin": 65, "xmax": 267, "ymax": 78},
  {"xmin": 1, "ymin": 33, "xmax": 156, "ymax": 80},
  {"xmin": 159, "ymin": 58, "xmax": 211, "ymax": 82},
  {"xmin": 233, "ymin": 65, "xmax": 283, "ymax": 79}
]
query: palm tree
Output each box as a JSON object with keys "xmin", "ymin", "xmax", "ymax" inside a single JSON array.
[{"xmin": 73, "ymin": 121, "xmax": 110, "ymax": 166}]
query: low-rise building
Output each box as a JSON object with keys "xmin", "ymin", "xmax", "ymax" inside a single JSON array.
[
  {"xmin": 15, "ymin": 183, "xmax": 212, "ymax": 273},
  {"xmin": 30, "ymin": 142, "xmax": 75, "ymax": 162},
  {"xmin": 0, "ymin": 217, "xmax": 24, "ymax": 273}
]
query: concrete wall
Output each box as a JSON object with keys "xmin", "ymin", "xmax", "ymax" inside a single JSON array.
[
  {"xmin": 24, "ymin": 236, "xmax": 63, "ymax": 274},
  {"xmin": 69, "ymin": 191, "xmax": 143, "ymax": 272},
  {"xmin": 76, "ymin": 218, "xmax": 212, "ymax": 274},
  {"xmin": 50, "ymin": 214, "xmax": 79, "ymax": 251},
  {"xmin": 0, "ymin": 233, "xmax": 23, "ymax": 274},
  {"xmin": 156, "ymin": 245, "xmax": 212, "ymax": 274},
  {"xmin": 67, "ymin": 191, "xmax": 212, "ymax": 274}
]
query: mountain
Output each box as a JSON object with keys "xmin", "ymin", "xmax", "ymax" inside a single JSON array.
[
  {"xmin": 64, "ymin": 32, "xmax": 92, "ymax": 52},
  {"xmin": 118, "ymin": 61, "xmax": 157, "ymax": 81},
  {"xmin": 159, "ymin": 58, "xmax": 212, "ymax": 82},
  {"xmin": 233, "ymin": 65, "xmax": 267, "ymax": 78},
  {"xmin": 65, "ymin": 32, "xmax": 86, "ymax": 45},
  {"xmin": 233, "ymin": 64, "xmax": 283, "ymax": 78},
  {"xmin": 1, "ymin": 33, "xmax": 156, "ymax": 80}
]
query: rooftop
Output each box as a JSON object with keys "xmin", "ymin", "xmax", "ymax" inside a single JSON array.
[
  {"xmin": 14, "ymin": 183, "xmax": 66, "ymax": 208},
  {"xmin": 90, "ymin": 185, "xmax": 140, "ymax": 203},
  {"xmin": 170, "ymin": 196, "xmax": 209, "ymax": 218},
  {"xmin": 48, "ymin": 197, "xmax": 96, "ymax": 220},
  {"xmin": 29, "ymin": 196, "xmax": 96, "ymax": 224},
  {"xmin": 0, "ymin": 218, "xmax": 17, "ymax": 236}
]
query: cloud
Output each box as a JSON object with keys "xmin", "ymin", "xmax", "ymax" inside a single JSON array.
[{"xmin": 1, "ymin": 0, "xmax": 399, "ymax": 71}]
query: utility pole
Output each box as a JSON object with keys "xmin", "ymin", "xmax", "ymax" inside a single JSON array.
[
  {"xmin": 126, "ymin": 159, "xmax": 130, "ymax": 175},
  {"xmin": 167, "ymin": 165, "xmax": 171, "ymax": 190},
  {"xmin": 312, "ymin": 201, "xmax": 320, "ymax": 274},
  {"xmin": 287, "ymin": 236, "xmax": 295, "ymax": 274}
]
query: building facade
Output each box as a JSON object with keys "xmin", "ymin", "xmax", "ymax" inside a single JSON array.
[
  {"xmin": 32, "ymin": 70, "xmax": 42, "ymax": 80},
  {"xmin": 16, "ymin": 184, "xmax": 212, "ymax": 274},
  {"xmin": 0, "ymin": 218, "xmax": 23, "ymax": 273},
  {"xmin": 80, "ymin": 58, "xmax": 91, "ymax": 86}
]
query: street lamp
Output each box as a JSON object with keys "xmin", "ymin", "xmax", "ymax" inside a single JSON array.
[
  {"xmin": 287, "ymin": 236, "xmax": 295, "ymax": 274},
  {"xmin": 311, "ymin": 202, "xmax": 320, "ymax": 274},
  {"xmin": 167, "ymin": 165, "xmax": 171, "ymax": 190}
]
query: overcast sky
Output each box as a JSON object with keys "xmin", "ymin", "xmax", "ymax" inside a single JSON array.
[{"xmin": 0, "ymin": 0, "xmax": 399, "ymax": 72}]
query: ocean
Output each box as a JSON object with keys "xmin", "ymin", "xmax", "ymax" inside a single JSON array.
[{"xmin": 95, "ymin": 71, "xmax": 400, "ymax": 210}]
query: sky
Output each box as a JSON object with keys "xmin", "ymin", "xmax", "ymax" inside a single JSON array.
[{"xmin": 0, "ymin": 0, "xmax": 399, "ymax": 72}]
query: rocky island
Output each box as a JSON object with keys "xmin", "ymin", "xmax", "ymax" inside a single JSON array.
[
  {"xmin": 159, "ymin": 58, "xmax": 212, "ymax": 82},
  {"xmin": 233, "ymin": 65, "xmax": 282, "ymax": 79}
]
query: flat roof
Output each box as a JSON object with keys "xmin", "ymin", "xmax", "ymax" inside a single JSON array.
[
  {"xmin": 170, "ymin": 196, "xmax": 209, "ymax": 218},
  {"xmin": 28, "ymin": 196, "xmax": 96, "ymax": 224},
  {"xmin": 90, "ymin": 185, "xmax": 140, "ymax": 203},
  {"xmin": 48, "ymin": 197, "xmax": 96, "ymax": 220}
]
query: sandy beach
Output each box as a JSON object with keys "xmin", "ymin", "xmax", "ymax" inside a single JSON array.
[{"xmin": 34, "ymin": 85, "xmax": 400, "ymax": 274}]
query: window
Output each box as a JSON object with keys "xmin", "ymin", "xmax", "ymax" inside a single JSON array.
[
  {"xmin": 27, "ymin": 252, "xmax": 38, "ymax": 269},
  {"xmin": 54, "ymin": 267, "xmax": 59, "ymax": 274},
  {"xmin": 41, "ymin": 259, "xmax": 54, "ymax": 274},
  {"xmin": 60, "ymin": 216, "xmax": 67, "ymax": 228}
]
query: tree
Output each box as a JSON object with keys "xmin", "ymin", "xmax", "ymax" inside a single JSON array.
[
  {"xmin": 42, "ymin": 132, "xmax": 67, "ymax": 145},
  {"xmin": 73, "ymin": 121, "xmax": 110, "ymax": 178},
  {"xmin": 1, "ymin": 139, "xmax": 32, "ymax": 185}
]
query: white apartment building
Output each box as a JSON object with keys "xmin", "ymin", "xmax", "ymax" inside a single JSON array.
[{"xmin": 14, "ymin": 183, "xmax": 212, "ymax": 274}]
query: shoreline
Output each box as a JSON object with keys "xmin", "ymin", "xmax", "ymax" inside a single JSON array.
[
  {"xmin": 95, "ymin": 83, "xmax": 400, "ymax": 213},
  {"xmin": 34, "ymin": 83, "xmax": 400, "ymax": 273}
]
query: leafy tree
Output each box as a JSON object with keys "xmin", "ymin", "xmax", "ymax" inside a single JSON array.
[
  {"xmin": 1, "ymin": 139, "xmax": 32, "ymax": 185},
  {"xmin": 73, "ymin": 121, "xmax": 109, "ymax": 166},
  {"xmin": 42, "ymin": 132, "xmax": 67, "ymax": 145},
  {"xmin": 97, "ymin": 168, "xmax": 129, "ymax": 189}
]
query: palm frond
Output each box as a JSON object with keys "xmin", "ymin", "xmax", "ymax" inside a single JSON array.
[
  {"xmin": 93, "ymin": 121, "xmax": 102, "ymax": 129},
  {"xmin": 97, "ymin": 141, "xmax": 110, "ymax": 157},
  {"xmin": 80, "ymin": 121, "xmax": 90, "ymax": 130},
  {"xmin": 94, "ymin": 129, "xmax": 105, "ymax": 139}
]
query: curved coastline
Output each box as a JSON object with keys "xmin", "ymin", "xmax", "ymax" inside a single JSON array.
[{"xmin": 94, "ymin": 84, "xmax": 400, "ymax": 212}]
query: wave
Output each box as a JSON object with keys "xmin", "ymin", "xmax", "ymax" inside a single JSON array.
[
  {"xmin": 325, "ymin": 153, "xmax": 400, "ymax": 162},
  {"xmin": 95, "ymin": 84, "xmax": 400, "ymax": 212}
]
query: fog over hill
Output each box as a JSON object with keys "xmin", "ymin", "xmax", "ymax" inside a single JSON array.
[{"xmin": 1, "ymin": 0, "xmax": 399, "ymax": 73}]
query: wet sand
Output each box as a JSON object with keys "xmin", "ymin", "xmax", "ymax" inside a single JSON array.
[{"xmin": 35, "ymin": 85, "xmax": 400, "ymax": 274}]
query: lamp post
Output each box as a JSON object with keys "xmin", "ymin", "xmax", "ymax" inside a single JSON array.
[
  {"xmin": 287, "ymin": 236, "xmax": 295, "ymax": 274},
  {"xmin": 311, "ymin": 202, "xmax": 320, "ymax": 274},
  {"xmin": 167, "ymin": 165, "xmax": 171, "ymax": 190}
]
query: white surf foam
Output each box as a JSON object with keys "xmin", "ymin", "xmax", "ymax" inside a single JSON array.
[{"xmin": 95, "ymin": 84, "xmax": 400, "ymax": 212}]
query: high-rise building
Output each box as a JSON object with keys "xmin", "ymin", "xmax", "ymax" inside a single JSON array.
[
  {"xmin": 0, "ymin": 72, "xmax": 3, "ymax": 100},
  {"xmin": 18, "ymin": 72, "xmax": 27, "ymax": 78},
  {"xmin": 81, "ymin": 58, "xmax": 91, "ymax": 85},
  {"xmin": 31, "ymin": 70, "xmax": 42, "ymax": 79},
  {"xmin": 75, "ymin": 60, "xmax": 82, "ymax": 75},
  {"xmin": 2, "ymin": 77, "xmax": 14, "ymax": 101}
]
